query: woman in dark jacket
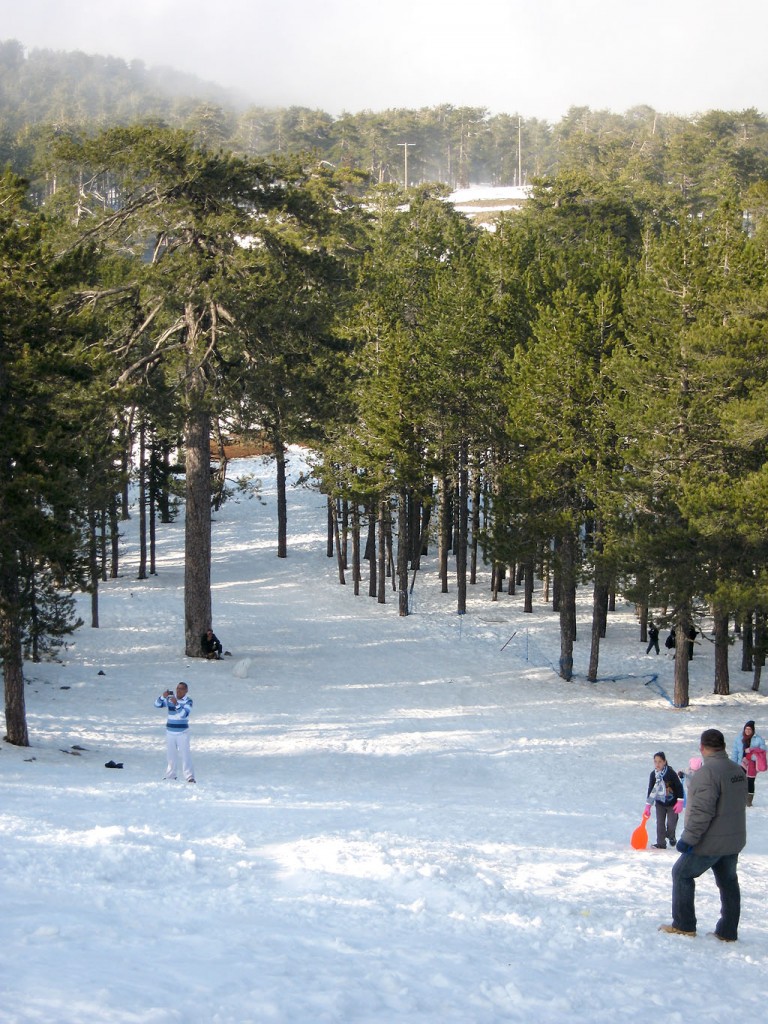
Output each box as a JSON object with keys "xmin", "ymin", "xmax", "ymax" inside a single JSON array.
[{"xmin": 645, "ymin": 751, "xmax": 684, "ymax": 849}]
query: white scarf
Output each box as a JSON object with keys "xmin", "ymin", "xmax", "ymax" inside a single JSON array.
[{"xmin": 649, "ymin": 768, "xmax": 667, "ymax": 802}]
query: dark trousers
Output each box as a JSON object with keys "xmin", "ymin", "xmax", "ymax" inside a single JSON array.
[
  {"xmin": 671, "ymin": 852, "xmax": 741, "ymax": 940},
  {"xmin": 655, "ymin": 803, "xmax": 678, "ymax": 846},
  {"xmin": 646, "ymin": 637, "xmax": 660, "ymax": 654}
]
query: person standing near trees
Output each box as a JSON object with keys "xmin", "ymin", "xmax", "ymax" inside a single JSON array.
[
  {"xmin": 645, "ymin": 751, "xmax": 684, "ymax": 849},
  {"xmin": 155, "ymin": 683, "xmax": 195, "ymax": 782},
  {"xmin": 646, "ymin": 621, "xmax": 660, "ymax": 655},
  {"xmin": 659, "ymin": 729, "xmax": 747, "ymax": 941},
  {"xmin": 686, "ymin": 625, "xmax": 698, "ymax": 660},
  {"xmin": 732, "ymin": 721, "xmax": 766, "ymax": 807}
]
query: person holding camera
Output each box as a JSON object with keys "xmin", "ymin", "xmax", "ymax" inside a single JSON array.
[{"xmin": 154, "ymin": 682, "xmax": 195, "ymax": 783}]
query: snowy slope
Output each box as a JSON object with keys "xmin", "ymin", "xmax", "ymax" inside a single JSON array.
[{"xmin": 1, "ymin": 448, "xmax": 766, "ymax": 1024}]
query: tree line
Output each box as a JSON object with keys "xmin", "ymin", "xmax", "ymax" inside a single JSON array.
[
  {"xmin": 4, "ymin": 38, "xmax": 768, "ymax": 192},
  {"xmin": 3, "ymin": 100, "xmax": 768, "ymax": 745}
]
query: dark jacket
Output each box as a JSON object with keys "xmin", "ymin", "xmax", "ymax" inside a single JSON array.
[
  {"xmin": 647, "ymin": 764, "xmax": 684, "ymax": 805},
  {"xmin": 680, "ymin": 750, "xmax": 747, "ymax": 856},
  {"xmin": 201, "ymin": 631, "xmax": 222, "ymax": 657}
]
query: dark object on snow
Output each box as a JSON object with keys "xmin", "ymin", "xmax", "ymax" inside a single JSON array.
[
  {"xmin": 98, "ymin": 670, "xmax": 106, "ymax": 676},
  {"xmin": 665, "ymin": 629, "xmax": 676, "ymax": 650},
  {"xmin": 104, "ymin": 760, "xmax": 124, "ymax": 769}
]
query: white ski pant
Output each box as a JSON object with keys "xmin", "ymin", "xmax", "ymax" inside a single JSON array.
[{"xmin": 165, "ymin": 729, "xmax": 194, "ymax": 781}]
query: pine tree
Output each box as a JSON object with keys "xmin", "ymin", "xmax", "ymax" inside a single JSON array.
[
  {"xmin": 606, "ymin": 204, "xmax": 766, "ymax": 704},
  {"xmin": 0, "ymin": 170, "xmax": 93, "ymax": 743}
]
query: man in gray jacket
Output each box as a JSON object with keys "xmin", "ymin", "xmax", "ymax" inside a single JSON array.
[{"xmin": 659, "ymin": 728, "xmax": 747, "ymax": 941}]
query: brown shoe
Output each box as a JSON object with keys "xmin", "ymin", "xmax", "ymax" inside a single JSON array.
[
  {"xmin": 707, "ymin": 932, "xmax": 736, "ymax": 942},
  {"xmin": 658, "ymin": 924, "xmax": 696, "ymax": 937}
]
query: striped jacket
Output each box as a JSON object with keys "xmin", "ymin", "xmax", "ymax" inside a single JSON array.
[{"xmin": 154, "ymin": 694, "xmax": 193, "ymax": 730}]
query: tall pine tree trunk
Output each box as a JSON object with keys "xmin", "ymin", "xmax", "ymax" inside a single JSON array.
[
  {"xmin": 397, "ymin": 488, "xmax": 409, "ymax": 616},
  {"xmin": 673, "ymin": 606, "xmax": 692, "ymax": 708},
  {"xmin": 377, "ymin": 500, "xmax": 386, "ymax": 605},
  {"xmin": 341, "ymin": 500, "xmax": 349, "ymax": 570},
  {"xmin": 439, "ymin": 473, "xmax": 450, "ymax": 594},
  {"xmin": 469, "ymin": 471, "xmax": 480, "ymax": 585},
  {"xmin": 456, "ymin": 442, "xmax": 469, "ymax": 615},
  {"xmin": 352, "ymin": 505, "xmax": 361, "ymax": 597},
  {"xmin": 588, "ymin": 577, "xmax": 609, "ymax": 683},
  {"xmin": 523, "ymin": 558, "xmax": 534, "ymax": 613},
  {"xmin": 89, "ymin": 504, "xmax": 99, "ymax": 628},
  {"xmin": 109, "ymin": 493, "xmax": 120, "ymax": 579},
  {"xmin": 0, "ymin": 557, "xmax": 29, "ymax": 746},
  {"xmin": 137, "ymin": 421, "xmax": 147, "ymax": 580},
  {"xmin": 741, "ymin": 613, "xmax": 753, "ymax": 672},
  {"xmin": 120, "ymin": 410, "xmax": 133, "ymax": 521},
  {"xmin": 158, "ymin": 440, "xmax": 173, "ymax": 525},
  {"xmin": 100, "ymin": 508, "xmax": 108, "ymax": 582},
  {"xmin": 365, "ymin": 504, "xmax": 377, "ymax": 598},
  {"xmin": 418, "ymin": 487, "xmax": 432, "ymax": 559},
  {"xmin": 753, "ymin": 612, "xmax": 764, "ymax": 692},
  {"xmin": 275, "ymin": 439, "xmax": 288, "ymax": 559},
  {"xmin": 638, "ymin": 602, "xmax": 648, "ymax": 644},
  {"xmin": 326, "ymin": 498, "xmax": 334, "ymax": 558},
  {"xmin": 713, "ymin": 605, "xmax": 730, "ymax": 696},
  {"xmin": 507, "ymin": 563, "xmax": 516, "ymax": 596},
  {"xmin": 332, "ymin": 499, "xmax": 346, "ymax": 585},
  {"xmin": 184, "ymin": 405, "xmax": 212, "ymax": 657},
  {"xmin": 558, "ymin": 530, "xmax": 577, "ymax": 681}
]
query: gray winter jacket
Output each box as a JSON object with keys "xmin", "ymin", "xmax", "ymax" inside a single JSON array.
[{"xmin": 680, "ymin": 750, "xmax": 747, "ymax": 856}]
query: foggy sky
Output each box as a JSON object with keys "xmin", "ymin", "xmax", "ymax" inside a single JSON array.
[{"xmin": 3, "ymin": 0, "xmax": 767, "ymax": 121}]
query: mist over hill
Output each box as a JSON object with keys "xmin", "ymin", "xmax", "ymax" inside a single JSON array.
[{"xmin": 3, "ymin": 36, "xmax": 768, "ymax": 194}]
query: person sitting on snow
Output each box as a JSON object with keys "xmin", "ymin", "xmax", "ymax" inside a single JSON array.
[{"xmin": 201, "ymin": 628, "xmax": 223, "ymax": 660}]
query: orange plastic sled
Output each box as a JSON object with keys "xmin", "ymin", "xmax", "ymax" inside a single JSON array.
[{"xmin": 631, "ymin": 814, "xmax": 650, "ymax": 850}]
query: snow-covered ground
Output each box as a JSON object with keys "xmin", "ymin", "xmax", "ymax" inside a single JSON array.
[
  {"xmin": 447, "ymin": 186, "xmax": 531, "ymax": 205},
  {"xmin": 1, "ymin": 448, "xmax": 766, "ymax": 1024},
  {"xmin": 446, "ymin": 186, "xmax": 530, "ymax": 225}
]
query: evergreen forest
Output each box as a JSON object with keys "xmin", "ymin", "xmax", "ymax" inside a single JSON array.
[{"xmin": 3, "ymin": 37, "xmax": 768, "ymax": 744}]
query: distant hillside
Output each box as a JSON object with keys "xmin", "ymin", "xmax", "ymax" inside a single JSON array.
[
  {"xmin": 0, "ymin": 37, "xmax": 245, "ymax": 131},
  {"xmin": 3, "ymin": 37, "xmax": 768, "ymax": 197}
]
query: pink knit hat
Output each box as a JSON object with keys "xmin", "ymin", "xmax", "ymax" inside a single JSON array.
[{"xmin": 688, "ymin": 756, "xmax": 702, "ymax": 772}]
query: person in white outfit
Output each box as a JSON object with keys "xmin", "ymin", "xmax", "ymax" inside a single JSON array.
[{"xmin": 155, "ymin": 682, "xmax": 195, "ymax": 782}]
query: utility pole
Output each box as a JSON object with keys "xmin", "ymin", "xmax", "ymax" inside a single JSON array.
[
  {"xmin": 398, "ymin": 142, "xmax": 414, "ymax": 187},
  {"xmin": 518, "ymin": 117, "xmax": 523, "ymax": 186}
]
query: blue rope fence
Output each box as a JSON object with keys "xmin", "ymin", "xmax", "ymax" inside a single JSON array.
[{"xmin": 498, "ymin": 627, "xmax": 676, "ymax": 704}]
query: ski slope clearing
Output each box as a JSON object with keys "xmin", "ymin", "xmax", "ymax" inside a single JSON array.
[{"xmin": 1, "ymin": 449, "xmax": 766, "ymax": 1023}]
